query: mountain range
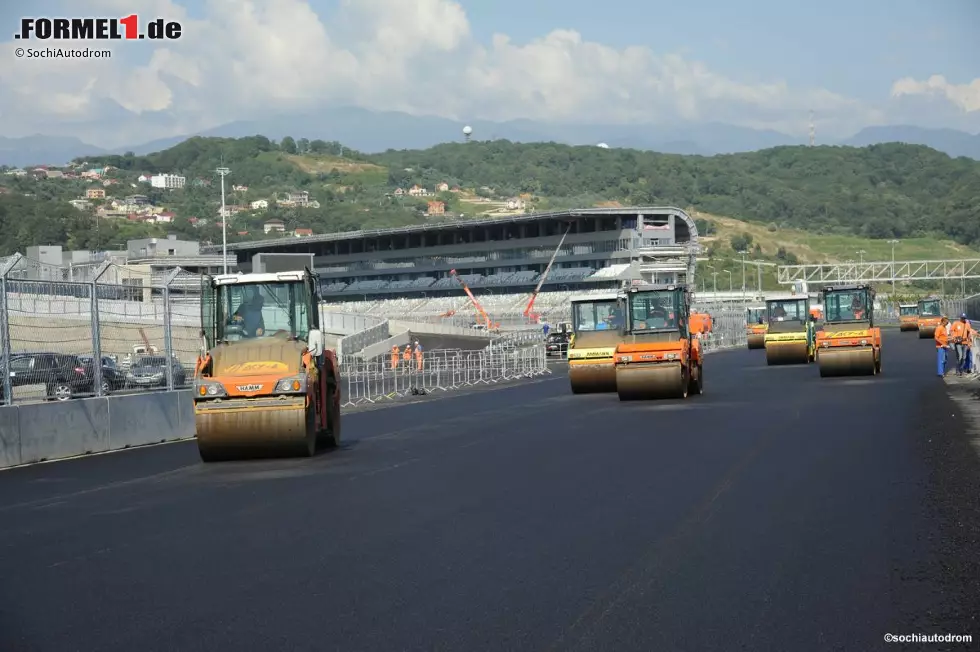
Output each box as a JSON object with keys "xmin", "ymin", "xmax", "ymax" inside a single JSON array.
[{"xmin": 1, "ymin": 106, "xmax": 978, "ymax": 167}]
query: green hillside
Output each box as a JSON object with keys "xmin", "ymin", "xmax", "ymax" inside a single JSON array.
[{"xmin": 1, "ymin": 136, "xmax": 977, "ymax": 267}]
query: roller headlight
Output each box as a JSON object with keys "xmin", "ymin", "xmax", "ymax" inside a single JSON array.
[
  {"xmin": 197, "ymin": 381, "xmax": 226, "ymax": 397},
  {"xmin": 665, "ymin": 353, "xmax": 677, "ymax": 360},
  {"xmin": 274, "ymin": 375, "xmax": 308, "ymax": 394},
  {"xmin": 860, "ymin": 339, "xmax": 868, "ymax": 345}
]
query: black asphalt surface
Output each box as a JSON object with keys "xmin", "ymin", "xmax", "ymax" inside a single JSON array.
[{"xmin": 1, "ymin": 332, "xmax": 979, "ymax": 651}]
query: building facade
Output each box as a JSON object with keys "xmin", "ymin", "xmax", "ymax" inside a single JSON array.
[
  {"xmin": 150, "ymin": 174, "xmax": 186, "ymax": 189},
  {"xmin": 210, "ymin": 207, "xmax": 700, "ymax": 299}
]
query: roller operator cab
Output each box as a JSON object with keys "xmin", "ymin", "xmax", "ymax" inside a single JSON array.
[
  {"xmin": 193, "ymin": 270, "xmax": 342, "ymax": 462},
  {"xmin": 917, "ymin": 298, "xmax": 942, "ymax": 339},
  {"xmin": 613, "ymin": 285, "xmax": 703, "ymax": 401},
  {"xmin": 815, "ymin": 284, "xmax": 882, "ymax": 377},
  {"xmin": 898, "ymin": 303, "xmax": 919, "ymax": 332},
  {"xmin": 746, "ymin": 305, "xmax": 767, "ymax": 349},
  {"xmin": 763, "ymin": 295, "xmax": 815, "ymax": 365},
  {"xmin": 567, "ymin": 292, "xmax": 626, "ymax": 394}
]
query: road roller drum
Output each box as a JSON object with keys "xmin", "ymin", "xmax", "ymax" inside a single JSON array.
[
  {"xmin": 817, "ymin": 348, "xmax": 878, "ymax": 377},
  {"xmin": 747, "ymin": 333, "xmax": 766, "ymax": 349},
  {"xmin": 569, "ymin": 363, "xmax": 617, "ymax": 393},
  {"xmin": 616, "ymin": 363, "xmax": 688, "ymax": 400},
  {"xmin": 765, "ymin": 340, "xmax": 810, "ymax": 365},
  {"xmin": 196, "ymin": 399, "xmax": 315, "ymax": 461}
]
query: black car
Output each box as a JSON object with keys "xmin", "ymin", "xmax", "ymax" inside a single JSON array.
[
  {"xmin": 545, "ymin": 332, "xmax": 571, "ymax": 357},
  {"xmin": 124, "ymin": 355, "xmax": 187, "ymax": 390},
  {"xmin": 3, "ymin": 352, "xmax": 94, "ymax": 402},
  {"xmin": 78, "ymin": 355, "xmax": 126, "ymax": 394}
]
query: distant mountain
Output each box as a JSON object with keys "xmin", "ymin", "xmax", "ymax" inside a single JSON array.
[
  {"xmin": 841, "ymin": 125, "xmax": 980, "ymax": 160},
  {"xmin": 0, "ymin": 135, "xmax": 106, "ymax": 168},
  {"xmin": 3, "ymin": 108, "xmax": 979, "ymax": 166}
]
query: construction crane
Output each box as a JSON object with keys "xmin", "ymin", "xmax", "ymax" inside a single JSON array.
[
  {"xmin": 449, "ymin": 269, "xmax": 499, "ymax": 330},
  {"xmin": 524, "ymin": 224, "xmax": 572, "ymax": 323}
]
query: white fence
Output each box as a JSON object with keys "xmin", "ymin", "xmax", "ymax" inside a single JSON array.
[{"xmin": 341, "ymin": 344, "xmax": 550, "ymax": 408}]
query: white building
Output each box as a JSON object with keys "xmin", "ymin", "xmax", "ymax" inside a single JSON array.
[{"xmin": 150, "ymin": 174, "xmax": 186, "ymax": 189}]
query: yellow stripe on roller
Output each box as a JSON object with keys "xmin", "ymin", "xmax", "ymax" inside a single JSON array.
[
  {"xmin": 765, "ymin": 333, "xmax": 807, "ymax": 342},
  {"xmin": 567, "ymin": 348, "xmax": 616, "ymax": 361},
  {"xmin": 824, "ymin": 330, "xmax": 873, "ymax": 338}
]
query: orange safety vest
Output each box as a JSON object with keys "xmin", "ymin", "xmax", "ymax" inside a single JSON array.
[
  {"xmin": 391, "ymin": 347, "xmax": 400, "ymax": 369},
  {"xmin": 403, "ymin": 347, "xmax": 412, "ymax": 361},
  {"xmin": 935, "ymin": 325, "xmax": 948, "ymax": 348},
  {"xmin": 950, "ymin": 321, "xmax": 969, "ymax": 342},
  {"xmin": 415, "ymin": 347, "xmax": 423, "ymax": 370}
]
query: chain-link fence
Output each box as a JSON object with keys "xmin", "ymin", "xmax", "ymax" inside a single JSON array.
[{"xmin": 0, "ymin": 254, "xmax": 200, "ymax": 405}]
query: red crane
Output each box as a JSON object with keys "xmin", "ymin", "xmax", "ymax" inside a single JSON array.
[
  {"xmin": 523, "ymin": 224, "xmax": 572, "ymax": 323},
  {"xmin": 449, "ymin": 269, "xmax": 498, "ymax": 330}
]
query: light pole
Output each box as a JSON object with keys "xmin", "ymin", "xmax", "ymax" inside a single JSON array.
[
  {"xmin": 737, "ymin": 250, "xmax": 747, "ymax": 296},
  {"xmin": 708, "ymin": 266, "xmax": 717, "ymax": 294},
  {"xmin": 216, "ymin": 167, "xmax": 231, "ymax": 274},
  {"xmin": 888, "ymin": 239, "xmax": 899, "ymax": 294},
  {"xmin": 724, "ymin": 270, "xmax": 733, "ymax": 292},
  {"xmin": 857, "ymin": 249, "xmax": 866, "ymax": 264}
]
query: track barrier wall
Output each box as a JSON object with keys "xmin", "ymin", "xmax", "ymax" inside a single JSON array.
[{"xmin": 0, "ymin": 389, "xmax": 195, "ymax": 469}]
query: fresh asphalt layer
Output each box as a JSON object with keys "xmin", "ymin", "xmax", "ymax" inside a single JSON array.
[{"xmin": 1, "ymin": 332, "xmax": 979, "ymax": 652}]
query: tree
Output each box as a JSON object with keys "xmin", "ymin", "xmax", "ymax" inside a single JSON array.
[
  {"xmin": 730, "ymin": 233, "xmax": 753, "ymax": 252},
  {"xmin": 297, "ymin": 138, "xmax": 310, "ymax": 154},
  {"xmin": 309, "ymin": 139, "xmax": 328, "ymax": 154},
  {"xmin": 280, "ymin": 137, "xmax": 297, "ymax": 154}
]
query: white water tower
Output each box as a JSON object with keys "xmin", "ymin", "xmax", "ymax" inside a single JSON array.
[{"xmin": 463, "ymin": 125, "xmax": 473, "ymax": 143}]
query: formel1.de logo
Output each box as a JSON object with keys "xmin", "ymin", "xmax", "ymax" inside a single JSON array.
[{"xmin": 14, "ymin": 15, "xmax": 182, "ymax": 41}]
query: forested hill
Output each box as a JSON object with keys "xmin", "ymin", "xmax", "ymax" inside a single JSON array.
[{"xmin": 370, "ymin": 141, "xmax": 980, "ymax": 244}]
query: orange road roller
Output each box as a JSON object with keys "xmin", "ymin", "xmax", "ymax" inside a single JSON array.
[
  {"xmin": 815, "ymin": 283, "xmax": 882, "ymax": 377},
  {"xmin": 613, "ymin": 284, "xmax": 703, "ymax": 400},
  {"xmin": 193, "ymin": 269, "xmax": 342, "ymax": 462},
  {"xmin": 567, "ymin": 291, "xmax": 626, "ymax": 394}
]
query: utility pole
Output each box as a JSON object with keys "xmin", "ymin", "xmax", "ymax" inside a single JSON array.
[
  {"xmin": 857, "ymin": 250, "xmax": 866, "ymax": 265},
  {"xmin": 216, "ymin": 167, "xmax": 231, "ymax": 274}
]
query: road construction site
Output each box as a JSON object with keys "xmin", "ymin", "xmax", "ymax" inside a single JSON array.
[{"xmin": 1, "ymin": 329, "xmax": 979, "ymax": 651}]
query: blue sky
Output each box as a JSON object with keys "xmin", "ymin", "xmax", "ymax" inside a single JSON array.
[{"xmin": 0, "ymin": 0, "xmax": 977, "ymax": 146}]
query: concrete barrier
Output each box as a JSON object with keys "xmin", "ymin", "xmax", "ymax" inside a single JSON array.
[{"xmin": 0, "ymin": 389, "xmax": 196, "ymax": 469}]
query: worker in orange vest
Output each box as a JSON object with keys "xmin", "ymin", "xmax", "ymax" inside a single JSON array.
[
  {"xmin": 391, "ymin": 345, "xmax": 400, "ymax": 370},
  {"xmin": 950, "ymin": 313, "xmax": 971, "ymax": 376},
  {"xmin": 935, "ymin": 316, "xmax": 950, "ymax": 376},
  {"xmin": 403, "ymin": 344, "xmax": 412, "ymax": 368},
  {"xmin": 414, "ymin": 340, "xmax": 424, "ymax": 371}
]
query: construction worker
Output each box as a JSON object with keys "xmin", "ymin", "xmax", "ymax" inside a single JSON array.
[
  {"xmin": 403, "ymin": 343, "xmax": 412, "ymax": 368},
  {"xmin": 964, "ymin": 318, "xmax": 975, "ymax": 374},
  {"xmin": 935, "ymin": 316, "xmax": 950, "ymax": 376},
  {"xmin": 391, "ymin": 345, "xmax": 400, "ymax": 370},
  {"xmin": 950, "ymin": 314, "xmax": 971, "ymax": 376},
  {"xmin": 414, "ymin": 340, "xmax": 424, "ymax": 371},
  {"xmin": 542, "ymin": 322, "xmax": 550, "ymax": 338}
]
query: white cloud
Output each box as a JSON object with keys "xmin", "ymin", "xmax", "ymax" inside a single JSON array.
[
  {"xmin": 0, "ymin": 0, "xmax": 963, "ymax": 147},
  {"xmin": 890, "ymin": 75, "xmax": 980, "ymax": 113}
]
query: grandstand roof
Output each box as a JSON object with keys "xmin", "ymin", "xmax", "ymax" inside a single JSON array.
[{"xmin": 210, "ymin": 206, "xmax": 697, "ymax": 253}]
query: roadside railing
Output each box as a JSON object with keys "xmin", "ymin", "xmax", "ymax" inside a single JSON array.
[{"xmin": 341, "ymin": 344, "xmax": 550, "ymax": 408}]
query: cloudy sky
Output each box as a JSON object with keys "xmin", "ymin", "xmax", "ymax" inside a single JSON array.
[{"xmin": 0, "ymin": 0, "xmax": 977, "ymax": 148}]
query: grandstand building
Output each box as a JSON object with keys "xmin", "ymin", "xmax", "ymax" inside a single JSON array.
[{"xmin": 214, "ymin": 207, "xmax": 700, "ymax": 300}]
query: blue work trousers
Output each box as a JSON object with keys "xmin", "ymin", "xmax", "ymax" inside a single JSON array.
[{"xmin": 937, "ymin": 346, "xmax": 949, "ymax": 376}]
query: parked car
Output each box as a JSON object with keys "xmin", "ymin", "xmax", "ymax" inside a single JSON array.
[
  {"xmin": 124, "ymin": 355, "xmax": 187, "ymax": 390},
  {"xmin": 3, "ymin": 352, "xmax": 94, "ymax": 401},
  {"xmin": 545, "ymin": 332, "xmax": 571, "ymax": 357},
  {"xmin": 77, "ymin": 355, "xmax": 126, "ymax": 394}
]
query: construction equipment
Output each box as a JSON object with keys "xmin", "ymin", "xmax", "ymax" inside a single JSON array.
[
  {"xmin": 898, "ymin": 303, "xmax": 919, "ymax": 332},
  {"xmin": 567, "ymin": 291, "xmax": 625, "ymax": 393},
  {"xmin": 193, "ymin": 269, "xmax": 342, "ymax": 462},
  {"xmin": 523, "ymin": 224, "xmax": 571, "ymax": 323},
  {"xmin": 745, "ymin": 305, "xmax": 767, "ymax": 349},
  {"xmin": 689, "ymin": 311, "xmax": 713, "ymax": 337},
  {"xmin": 815, "ymin": 284, "xmax": 881, "ymax": 377},
  {"xmin": 763, "ymin": 294, "xmax": 815, "ymax": 365},
  {"xmin": 450, "ymin": 269, "xmax": 499, "ymax": 330},
  {"xmin": 614, "ymin": 284, "xmax": 703, "ymax": 400},
  {"xmin": 916, "ymin": 297, "xmax": 942, "ymax": 339}
]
